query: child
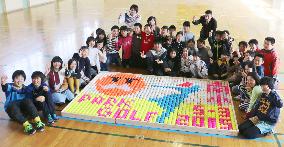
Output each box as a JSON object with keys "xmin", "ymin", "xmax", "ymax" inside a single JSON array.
[
  {"xmin": 162, "ymin": 36, "xmax": 173, "ymax": 51},
  {"xmin": 141, "ymin": 24, "xmax": 155, "ymax": 54},
  {"xmin": 1, "ymin": 70, "xmax": 45, "ymax": 135},
  {"xmin": 163, "ymin": 49, "xmax": 180, "ymax": 76},
  {"xmin": 180, "ymin": 48, "xmax": 193, "ymax": 77},
  {"xmin": 192, "ymin": 10, "xmax": 217, "ymax": 40},
  {"xmin": 248, "ymin": 39, "xmax": 260, "ymax": 52},
  {"xmin": 141, "ymin": 40, "xmax": 167, "ymax": 75},
  {"xmin": 208, "ymin": 54, "xmax": 229, "ymax": 80},
  {"xmin": 208, "ymin": 30, "xmax": 228, "ymax": 61},
  {"xmin": 46, "ymin": 56, "xmax": 74, "ymax": 104},
  {"xmin": 258, "ymin": 37, "xmax": 279, "ymax": 77},
  {"xmin": 182, "ymin": 21, "xmax": 195, "ymax": 42},
  {"xmin": 241, "ymin": 50, "xmax": 254, "ymax": 66},
  {"xmin": 238, "ymin": 41, "xmax": 248, "ymax": 57},
  {"xmin": 190, "ymin": 53, "xmax": 208, "ymax": 79},
  {"xmin": 239, "ymin": 76, "xmax": 283, "ymax": 139},
  {"xmin": 147, "ymin": 16, "xmax": 160, "ymax": 38},
  {"xmin": 27, "ymin": 71, "xmax": 58, "ymax": 125},
  {"xmin": 222, "ymin": 30, "xmax": 234, "ymax": 54},
  {"xmin": 227, "ymin": 54, "xmax": 242, "ymax": 86},
  {"xmin": 237, "ymin": 72, "xmax": 262, "ymax": 112},
  {"xmin": 65, "ymin": 58, "xmax": 81, "ymax": 95},
  {"xmin": 118, "ymin": 4, "xmax": 141, "ymax": 28},
  {"xmin": 131, "ymin": 23, "xmax": 143, "ymax": 67},
  {"xmin": 169, "ymin": 25, "xmax": 177, "ymax": 40},
  {"xmin": 95, "ymin": 28, "xmax": 107, "ymax": 46},
  {"xmin": 172, "ymin": 31, "xmax": 186, "ymax": 58},
  {"xmin": 96, "ymin": 39, "xmax": 108, "ymax": 71},
  {"xmin": 72, "ymin": 46, "xmax": 92, "ymax": 82},
  {"xmin": 253, "ymin": 53, "xmax": 264, "ymax": 79},
  {"xmin": 197, "ymin": 38, "xmax": 212, "ymax": 65},
  {"xmin": 159, "ymin": 26, "xmax": 169, "ymax": 44},
  {"xmin": 86, "ymin": 36, "xmax": 101, "ymax": 75},
  {"xmin": 106, "ymin": 25, "xmax": 120, "ymax": 66},
  {"xmin": 118, "ymin": 25, "xmax": 132, "ymax": 68},
  {"xmin": 187, "ymin": 39, "xmax": 198, "ymax": 56}
]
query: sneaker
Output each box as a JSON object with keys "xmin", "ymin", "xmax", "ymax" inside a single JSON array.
[
  {"xmin": 52, "ymin": 113, "xmax": 59, "ymax": 121},
  {"xmin": 35, "ymin": 121, "xmax": 45, "ymax": 132},
  {"xmin": 47, "ymin": 114, "xmax": 55, "ymax": 125},
  {"xmin": 24, "ymin": 123, "xmax": 36, "ymax": 135}
]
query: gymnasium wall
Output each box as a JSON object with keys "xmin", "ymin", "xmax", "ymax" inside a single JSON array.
[{"xmin": 0, "ymin": 0, "xmax": 55, "ymax": 13}]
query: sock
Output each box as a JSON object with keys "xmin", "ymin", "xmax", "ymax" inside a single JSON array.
[
  {"xmin": 23, "ymin": 121, "xmax": 30, "ymax": 127},
  {"xmin": 34, "ymin": 116, "xmax": 41, "ymax": 123}
]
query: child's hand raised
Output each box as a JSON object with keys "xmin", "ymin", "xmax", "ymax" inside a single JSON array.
[
  {"xmin": 193, "ymin": 16, "xmax": 197, "ymax": 22},
  {"xmin": 43, "ymin": 86, "xmax": 49, "ymax": 92},
  {"xmin": 156, "ymin": 59, "xmax": 163, "ymax": 64},
  {"xmin": 140, "ymin": 51, "xmax": 146, "ymax": 58},
  {"xmin": 0, "ymin": 75, "xmax": 8, "ymax": 85}
]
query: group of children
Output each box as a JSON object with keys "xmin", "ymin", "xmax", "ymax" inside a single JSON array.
[{"xmin": 0, "ymin": 5, "xmax": 282, "ymax": 139}]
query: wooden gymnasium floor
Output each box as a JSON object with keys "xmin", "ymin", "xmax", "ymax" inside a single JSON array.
[{"xmin": 0, "ymin": 0, "xmax": 284, "ymax": 146}]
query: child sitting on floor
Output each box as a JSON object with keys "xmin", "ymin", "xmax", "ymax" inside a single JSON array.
[
  {"xmin": 1, "ymin": 70, "xmax": 45, "ymax": 135},
  {"xmin": 253, "ymin": 53, "xmax": 264, "ymax": 79},
  {"xmin": 180, "ymin": 48, "xmax": 193, "ymax": 77},
  {"xmin": 239, "ymin": 76, "xmax": 283, "ymax": 139},
  {"xmin": 65, "ymin": 58, "xmax": 81, "ymax": 95},
  {"xmin": 208, "ymin": 54, "xmax": 229, "ymax": 80},
  {"xmin": 163, "ymin": 49, "xmax": 180, "ymax": 76},
  {"xmin": 27, "ymin": 71, "xmax": 58, "ymax": 125},
  {"xmin": 189, "ymin": 53, "xmax": 208, "ymax": 79}
]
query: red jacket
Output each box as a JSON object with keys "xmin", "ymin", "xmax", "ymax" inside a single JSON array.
[
  {"xmin": 141, "ymin": 32, "xmax": 154, "ymax": 53},
  {"xmin": 118, "ymin": 35, "xmax": 132, "ymax": 59},
  {"xmin": 258, "ymin": 49, "xmax": 279, "ymax": 77}
]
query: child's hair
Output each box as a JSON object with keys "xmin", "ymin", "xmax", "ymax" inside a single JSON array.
[
  {"xmin": 111, "ymin": 25, "xmax": 119, "ymax": 31},
  {"xmin": 183, "ymin": 21, "xmax": 190, "ymax": 27},
  {"xmin": 154, "ymin": 39, "xmax": 162, "ymax": 45},
  {"xmin": 79, "ymin": 46, "xmax": 89, "ymax": 52},
  {"xmin": 238, "ymin": 41, "xmax": 248, "ymax": 48},
  {"xmin": 12, "ymin": 70, "xmax": 26, "ymax": 81},
  {"xmin": 259, "ymin": 76, "xmax": 275, "ymax": 89},
  {"xmin": 96, "ymin": 39, "xmax": 104, "ymax": 45},
  {"xmin": 96, "ymin": 28, "xmax": 105, "ymax": 36},
  {"xmin": 245, "ymin": 50, "xmax": 254, "ymax": 57},
  {"xmin": 134, "ymin": 23, "xmax": 142, "ymax": 29},
  {"xmin": 86, "ymin": 36, "xmax": 95, "ymax": 47},
  {"xmin": 68, "ymin": 58, "xmax": 77, "ymax": 70},
  {"xmin": 130, "ymin": 4, "xmax": 138, "ymax": 12},
  {"xmin": 31, "ymin": 71, "xmax": 46, "ymax": 83},
  {"xmin": 51, "ymin": 56, "xmax": 63, "ymax": 71},
  {"xmin": 144, "ymin": 24, "xmax": 151, "ymax": 28},
  {"xmin": 161, "ymin": 26, "xmax": 169, "ymax": 30},
  {"xmin": 169, "ymin": 25, "xmax": 176, "ymax": 31},
  {"xmin": 215, "ymin": 30, "xmax": 223, "ymax": 35},
  {"xmin": 187, "ymin": 39, "xmax": 195, "ymax": 44},
  {"xmin": 223, "ymin": 30, "xmax": 230, "ymax": 35},
  {"xmin": 147, "ymin": 16, "xmax": 157, "ymax": 25},
  {"xmin": 247, "ymin": 72, "xmax": 260, "ymax": 85},
  {"xmin": 265, "ymin": 37, "xmax": 275, "ymax": 45},
  {"xmin": 176, "ymin": 31, "xmax": 183, "ymax": 37},
  {"xmin": 242, "ymin": 61, "xmax": 254, "ymax": 69},
  {"xmin": 165, "ymin": 36, "xmax": 172, "ymax": 42},
  {"xmin": 248, "ymin": 39, "xmax": 258, "ymax": 46},
  {"xmin": 205, "ymin": 10, "xmax": 212, "ymax": 14},
  {"xmin": 197, "ymin": 38, "xmax": 205, "ymax": 44},
  {"xmin": 254, "ymin": 53, "xmax": 264, "ymax": 60},
  {"xmin": 120, "ymin": 25, "xmax": 128, "ymax": 31}
]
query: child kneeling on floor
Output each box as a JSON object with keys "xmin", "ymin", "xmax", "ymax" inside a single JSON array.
[
  {"xmin": 27, "ymin": 71, "xmax": 58, "ymax": 125},
  {"xmin": 238, "ymin": 76, "xmax": 283, "ymax": 139},
  {"xmin": 1, "ymin": 70, "xmax": 45, "ymax": 135}
]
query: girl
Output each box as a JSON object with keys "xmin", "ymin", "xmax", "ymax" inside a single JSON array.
[
  {"xmin": 190, "ymin": 53, "xmax": 208, "ymax": 79},
  {"xmin": 46, "ymin": 56, "xmax": 74, "ymax": 104},
  {"xmin": 118, "ymin": 4, "xmax": 141, "ymax": 28},
  {"xmin": 65, "ymin": 58, "xmax": 81, "ymax": 95},
  {"xmin": 163, "ymin": 49, "xmax": 179, "ymax": 76},
  {"xmin": 147, "ymin": 16, "xmax": 160, "ymax": 38}
]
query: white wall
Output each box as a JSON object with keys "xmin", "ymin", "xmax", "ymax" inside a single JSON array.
[
  {"xmin": 5, "ymin": 0, "xmax": 23, "ymax": 12},
  {"xmin": 29, "ymin": 0, "xmax": 54, "ymax": 7}
]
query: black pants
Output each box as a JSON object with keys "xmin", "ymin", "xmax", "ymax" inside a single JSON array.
[
  {"xmin": 33, "ymin": 93, "xmax": 55, "ymax": 119},
  {"xmin": 238, "ymin": 120, "xmax": 261, "ymax": 139},
  {"xmin": 5, "ymin": 98, "xmax": 39, "ymax": 124},
  {"xmin": 122, "ymin": 59, "xmax": 130, "ymax": 67}
]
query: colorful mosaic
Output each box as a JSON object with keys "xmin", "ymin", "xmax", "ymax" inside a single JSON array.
[{"xmin": 62, "ymin": 72, "xmax": 238, "ymax": 136}]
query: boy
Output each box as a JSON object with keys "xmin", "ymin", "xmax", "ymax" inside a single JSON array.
[
  {"xmin": 172, "ymin": 31, "xmax": 186, "ymax": 58},
  {"xmin": 141, "ymin": 24, "xmax": 155, "ymax": 54},
  {"xmin": 27, "ymin": 71, "xmax": 58, "ymax": 125},
  {"xmin": 192, "ymin": 10, "xmax": 217, "ymax": 40},
  {"xmin": 106, "ymin": 25, "xmax": 120, "ymax": 66},
  {"xmin": 141, "ymin": 40, "xmax": 167, "ymax": 75},
  {"xmin": 118, "ymin": 25, "xmax": 132, "ymax": 68},
  {"xmin": 182, "ymin": 21, "xmax": 195, "ymax": 42},
  {"xmin": 238, "ymin": 41, "xmax": 248, "ymax": 57},
  {"xmin": 118, "ymin": 4, "xmax": 141, "ymax": 28},
  {"xmin": 1, "ymin": 70, "xmax": 45, "ymax": 135},
  {"xmin": 258, "ymin": 37, "xmax": 279, "ymax": 77},
  {"xmin": 254, "ymin": 53, "xmax": 264, "ymax": 79},
  {"xmin": 169, "ymin": 25, "xmax": 177, "ymax": 40},
  {"xmin": 73, "ymin": 46, "xmax": 92, "ymax": 80},
  {"xmin": 187, "ymin": 39, "xmax": 198, "ymax": 56},
  {"xmin": 189, "ymin": 53, "xmax": 208, "ymax": 79},
  {"xmin": 248, "ymin": 39, "xmax": 260, "ymax": 52},
  {"xmin": 208, "ymin": 30, "xmax": 228, "ymax": 61},
  {"xmin": 163, "ymin": 49, "xmax": 179, "ymax": 76},
  {"xmin": 180, "ymin": 48, "xmax": 193, "ymax": 77},
  {"xmin": 197, "ymin": 38, "xmax": 212, "ymax": 64},
  {"xmin": 130, "ymin": 23, "xmax": 143, "ymax": 67},
  {"xmin": 159, "ymin": 26, "xmax": 169, "ymax": 44},
  {"xmin": 208, "ymin": 54, "xmax": 229, "ymax": 80},
  {"xmin": 239, "ymin": 77, "xmax": 283, "ymax": 139}
]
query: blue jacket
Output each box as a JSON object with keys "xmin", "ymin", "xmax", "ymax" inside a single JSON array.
[
  {"xmin": 26, "ymin": 83, "xmax": 51, "ymax": 100},
  {"xmin": 251, "ymin": 90, "xmax": 283, "ymax": 124},
  {"xmin": 1, "ymin": 83, "xmax": 27, "ymax": 111}
]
